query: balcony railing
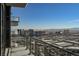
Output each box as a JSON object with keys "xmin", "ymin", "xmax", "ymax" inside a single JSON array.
[
  {"xmin": 10, "ymin": 35, "xmax": 79, "ymax": 56},
  {"xmin": 27, "ymin": 37, "xmax": 79, "ymax": 56},
  {"xmin": 11, "ymin": 16, "xmax": 19, "ymax": 21}
]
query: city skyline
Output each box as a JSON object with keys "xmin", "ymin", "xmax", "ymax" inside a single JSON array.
[{"xmin": 11, "ymin": 3, "xmax": 79, "ymax": 29}]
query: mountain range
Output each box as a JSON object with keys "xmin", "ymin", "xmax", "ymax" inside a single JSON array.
[{"xmin": 44, "ymin": 28, "xmax": 79, "ymax": 33}]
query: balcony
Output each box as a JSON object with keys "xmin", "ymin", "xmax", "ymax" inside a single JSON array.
[
  {"xmin": 11, "ymin": 16, "xmax": 19, "ymax": 26},
  {"xmin": 9, "ymin": 35, "xmax": 79, "ymax": 56}
]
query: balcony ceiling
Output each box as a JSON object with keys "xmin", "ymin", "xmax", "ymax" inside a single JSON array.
[{"xmin": 6, "ymin": 3, "xmax": 27, "ymax": 8}]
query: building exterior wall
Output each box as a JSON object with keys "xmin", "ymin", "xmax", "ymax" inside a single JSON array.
[
  {"xmin": 0, "ymin": 3, "xmax": 11, "ymax": 56},
  {"xmin": 1, "ymin": 3, "xmax": 7, "ymax": 56}
]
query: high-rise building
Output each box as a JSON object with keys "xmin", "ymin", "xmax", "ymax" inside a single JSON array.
[{"xmin": 11, "ymin": 16, "xmax": 19, "ymax": 35}]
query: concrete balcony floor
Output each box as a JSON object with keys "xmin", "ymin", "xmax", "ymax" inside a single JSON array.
[{"xmin": 10, "ymin": 47, "xmax": 34, "ymax": 56}]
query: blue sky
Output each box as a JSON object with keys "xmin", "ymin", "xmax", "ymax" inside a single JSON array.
[{"xmin": 11, "ymin": 3, "xmax": 79, "ymax": 29}]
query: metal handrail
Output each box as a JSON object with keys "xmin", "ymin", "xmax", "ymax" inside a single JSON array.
[{"xmin": 30, "ymin": 37, "xmax": 79, "ymax": 56}]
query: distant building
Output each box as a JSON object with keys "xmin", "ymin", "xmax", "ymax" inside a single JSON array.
[
  {"xmin": 34, "ymin": 31, "xmax": 42, "ymax": 36},
  {"xmin": 55, "ymin": 31, "xmax": 63, "ymax": 36},
  {"xmin": 33, "ymin": 30, "xmax": 48, "ymax": 37},
  {"xmin": 17, "ymin": 29, "xmax": 25, "ymax": 36},
  {"xmin": 63, "ymin": 29, "xmax": 70, "ymax": 36},
  {"xmin": 28, "ymin": 29, "xmax": 34, "ymax": 37}
]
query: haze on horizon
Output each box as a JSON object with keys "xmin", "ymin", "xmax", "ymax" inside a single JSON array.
[{"xmin": 11, "ymin": 3, "xmax": 79, "ymax": 29}]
